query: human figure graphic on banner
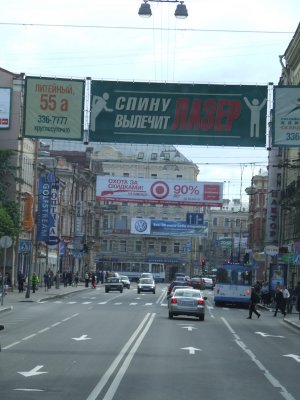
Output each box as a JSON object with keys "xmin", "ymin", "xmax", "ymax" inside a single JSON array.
[
  {"xmin": 90, "ymin": 92, "xmax": 113, "ymax": 132},
  {"xmin": 243, "ymin": 97, "xmax": 267, "ymax": 138}
]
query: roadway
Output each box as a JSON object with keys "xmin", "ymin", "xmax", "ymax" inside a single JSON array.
[{"xmin": 0, "ymin": 283, "xmax": 299, "ymax": 400}]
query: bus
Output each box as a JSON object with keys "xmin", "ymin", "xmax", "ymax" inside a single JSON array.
[
  {"xmin": 108, "ymin": 262, "xmax": 165, "ymax": 282},
  {"xmin": 214, "ymin": 263, "xmax": 252, "ymax": 307}
]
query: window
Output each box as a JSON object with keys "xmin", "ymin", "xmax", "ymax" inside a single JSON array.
[
  {"xmin": 151, "ymin": 173, "xmax": 157, "ymax": 179},
  {"xmin": 213, "ymin": 217, "xmax": 218, "ymax": 226},
  {"xmin": 101, "ymin": 240, "xmax": 108, "ymax": 251},
  {"xmin": 137, "ymin": 152, "xmax": 144, "ymax": 159},
  {"xmin": 123, "ymin": 172, "xmax": 129, "ymax": 177},
  {"xmin": 224, "ymin": 218, "xmax": 230, "ymax": 228},
  {"xmin": 174, "ymin": 242, "xmax": 180, "ymax": 253},
  {"xmin": 135, "ymin": 241, "xmax": 142, "ymax": 253},
  {"xmin": 120, "ymin": 240, "xmax": 127, "ymax": 252},
  {"xmin": 164, "ymin": 153, "xmax": 170, "ymax": 160},
  {"xmin": 161, "ymin": 242, "xmax": 167, "ymax": 253},
  {"xmin": 148, "ymin": 242, "xmax": 155, "ymax": 252},
  {"xmin": 236, "ymin": 219, "xmax": 241, "ymax": 228},
  {"xmin": 103, "ymin": 215, "xmax": 114, "ymax": 229},
  {"xmin": 151, "ymin": 153, "xmax": 158, "ymax": 160},
  {"xmin": 176, "ymin": 174, "xmax": 183, "ymax": 179}
]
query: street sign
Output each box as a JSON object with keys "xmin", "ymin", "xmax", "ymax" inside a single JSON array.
[
  {"xmin": 264, "ymin": 245, "xmax": 279, "ymax": 256},
  {"xmin": 186, "ymin": 213, "xmax": 204, "ymax": 225},
  {"xmin": 0, "ymin": 236, "xmax": 12, "ymax": 248}
]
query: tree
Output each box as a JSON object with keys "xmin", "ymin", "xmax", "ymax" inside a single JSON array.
[{"xmin": 0, "ymin": 150, "xmax": 22, "ymax": 239}]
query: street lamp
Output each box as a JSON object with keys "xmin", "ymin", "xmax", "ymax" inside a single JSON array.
[{"xmin": 138, "ymin": 0, "xmax": 188, "ymax": 18}]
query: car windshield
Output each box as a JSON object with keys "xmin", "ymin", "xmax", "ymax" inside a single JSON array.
[
  {"xmin": 174, "ymin": 290, "xmax": 201, "ymax": 298},
  {"xmin": 140, "ymin": 278, "xmax": 153, "ymax": 284},
  {"xmin": 108, "ymin": 278, "xmax": 119, "ymax": 283}
]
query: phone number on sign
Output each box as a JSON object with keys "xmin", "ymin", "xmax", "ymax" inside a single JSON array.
[{"xmin": 37, "ymin": 115, "xmax": 68, "ymax": 125}]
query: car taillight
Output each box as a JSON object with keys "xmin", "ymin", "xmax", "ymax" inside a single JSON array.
[
  {"xmin": 197, "ymin": 299, "xmax": 204, "ymax": 305},
  {"xmin": 171, "ymin": 298, "xmax": 177, "ymax": 304}
]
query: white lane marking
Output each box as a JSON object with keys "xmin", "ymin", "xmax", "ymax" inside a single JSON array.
[
  {"xmin": 114, "ymin": 302, "xmax": 122, "ymax": 305},
  {"xmin": 67, "ymin": 302, "xmax": 77, "ymax": 304},
  {"xmin": 51, "ymin": 322, "xmax": 62, "ymax": 327},
  {"xmin": 54, "ymin": 301, "xmax": 62, "ymax": 303},
  {"xmin": 101, "ymin": 314, "xmax": 156, "ymax": 400},
  {"xmin": 98, "ymin": 302, "xmax": 107, "ymax": 305},
  {"xmin": 130, "ymin": 303, "xmax": 138, "ymax": 305},
  {"xmin": 2, "ymin": 313, "xmax": 79, "ymax": 350},
  {"xmin": 14, "ymin": 388, "xmax": 44, "ymax": 392},
  {"xmin": 181, "ymin": 347, "xmax": 202, "ymax": 355},
  {"xmin": 86, "ymin": 313, "xmax": 154, "ymax": 400},
  {"xmin": 283, "ymin": 354, "xmax": 300, "ymax": 363},
  {"xmin": 145, "ymin": 303, "xmax": 153, "ymax": 306},
  {"xmin": 82, "ymin": 302, "xmax": 92, "ymax": 305},
  {"xmin": 18, "ymin": 365, "xmax": 47, "ymax": 377},
  {"xmin": 221, "ymin": 317, "xmax": 296, "ymax": 400},
  {"xmin": 72, "ymin": 334, "xmax": 92, "ymax": 341}
]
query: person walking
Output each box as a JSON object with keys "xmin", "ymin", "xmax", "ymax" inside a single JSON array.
[
  {"xmin": 17, "ymin": 272, "xmax": 24, "ymax": 293},
  {"xmin": 84, "ymin": 272, "xmax": 90, "ymax": 288},
  {"xmin": 247, "ymin": 287, "xmax": 261, "ymax": 319},
  {"xmin": 31, "ymin": 272, "xmax": 39, "ymax": 293},
  {"xmin": 274, "ymin": 286, "xmax": 286, "ymax": 317},
  {"xmin": 282, "ymin": 286, "xmax": 290, "ymax": 314}
]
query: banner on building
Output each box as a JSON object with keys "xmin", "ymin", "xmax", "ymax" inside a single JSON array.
[
  {"xmin": 0, "ymin": 87, "xmax": 11, "ymax": 129},
  {"xmin": 273, "ymin": 86, "xmax": 300, "ymax": 147},
  {"xmin": 23, "ymin": 76, "xmax": 85, "ymax": 140},
  {"xmin": 96, "ymin": 176, "xmax": 223, "ymax": 207},
  {"xmin": 131, "ymin": 218, "xmax": 208, "ymax": 237},
  {"xmin": 90, "ymin": 80, "xmax": 267, "ymax": 147},
  {"xmin": 22, "ymin": 192, "xmax": 34, "ymax": 232}
]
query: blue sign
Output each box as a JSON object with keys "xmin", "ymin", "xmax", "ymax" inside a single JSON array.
[
  {"xmin": 186, "ymin": 213, "xmax": 204, "ymax": 225},
  {"xmin": 18, "ymin": 240, "xmax": 31, "ymax": 254},
  {"xmin": 151, "ymin": 220, "xmax": 208, "ymax": 237}
]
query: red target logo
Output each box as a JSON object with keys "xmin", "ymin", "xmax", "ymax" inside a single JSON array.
[{"xmin": 150, "ymin": 181, "xmax": 169, "ymax": 199}]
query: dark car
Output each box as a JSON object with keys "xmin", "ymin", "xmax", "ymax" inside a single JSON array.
[
  {"xmin": 167, "ymin": 280, "xmax": 190, "ymax": 296},
  {"xmin": 105, "ymin": 277, "xmax": 123, "ymax": 293},
  {"xmin": 187, "ymin": 277, "xmax": 205, "ymax": 290}
]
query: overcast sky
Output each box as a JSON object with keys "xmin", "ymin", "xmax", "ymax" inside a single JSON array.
[{"xmin": 1, "ymin": 0, "xmax": 299, "ymax": 201}]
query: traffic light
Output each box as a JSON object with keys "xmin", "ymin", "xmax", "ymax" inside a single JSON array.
[
  {"xmin": 201, "ymin": 259, "xmax": 206, "ymax": 268},
  {"xmin": 243, "ymin": 253, "xmax": 249, "ymax": 264}
]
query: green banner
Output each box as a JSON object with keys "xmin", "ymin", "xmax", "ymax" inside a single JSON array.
[
  {"xmin": 90, "ymin": 81, "xmax": 267, "ymax": 146},
  {"xmin": 24, "ymin": 76, "xmax": 85, "ymax": 141}
]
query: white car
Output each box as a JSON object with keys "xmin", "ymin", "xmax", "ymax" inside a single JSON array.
[{"xmin": 137, "ymin": 278, "xmax": 156, "ymax": 294}]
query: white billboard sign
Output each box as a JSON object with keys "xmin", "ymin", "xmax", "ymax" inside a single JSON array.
[
  {"xmin": 0, "ymin": 87, "xmax": 11, "ymax": 129},
  {"xmin": 273, "ymin": 86, "xmax": 300, "ymax": 147},
  {"xmin": 96, "ymin": 176, "xmax": 223, "ymax": 207}
]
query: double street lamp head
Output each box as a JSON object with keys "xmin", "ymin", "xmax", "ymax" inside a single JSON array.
[{"xmin": 138, "ymin": 0, "xmax": 188, "ymax": 19}]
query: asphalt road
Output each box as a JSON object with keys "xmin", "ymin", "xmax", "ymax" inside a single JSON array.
[{"xmin": 0, "ymin": 284, "xmax": 299, "ymax": 400}]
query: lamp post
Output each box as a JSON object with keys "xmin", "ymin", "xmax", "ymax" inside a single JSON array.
[{"xmin": 138, "ymin": 0, "xmax": 188, "ymax": 18}]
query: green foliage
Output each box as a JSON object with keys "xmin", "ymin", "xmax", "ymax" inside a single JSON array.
[{"xmin": 0, "ymin": 150, "xmax": 22, "ymax": 239}]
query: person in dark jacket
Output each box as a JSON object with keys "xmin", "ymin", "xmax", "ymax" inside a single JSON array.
[
  {"xmin": 274, "ymin": 286, "xmax": 286, "ymax": 317},
  {"xmin": 247, "ymin": 288, "xmax": 261, "ymax": 319}
]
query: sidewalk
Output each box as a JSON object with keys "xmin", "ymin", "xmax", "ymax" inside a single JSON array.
[
  {"xmin": 257, "ymin": 303, "xmax": 300, "ymax": 330},
  {"xmin": 0, "ymin": 283, "xmax": 88, "ymax": 314}
]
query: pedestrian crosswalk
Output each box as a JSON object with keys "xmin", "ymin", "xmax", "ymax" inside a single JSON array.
[{"xmin": 44, "ymin": 299, "xmax": 166, "ymax": 307}]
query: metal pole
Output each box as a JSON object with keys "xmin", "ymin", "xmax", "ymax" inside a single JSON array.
[{"xmin": 1, "ymin": 247, "xmax": 7, "ymax": 306}]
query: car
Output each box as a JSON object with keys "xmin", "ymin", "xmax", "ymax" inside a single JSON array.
[
  {"xmin": 166, "ymin": 285, "xmax": 190, "ymax": 307},
  {"xmin": 105, "ymin": 277, "xmax": 123, "ymax": 293},
  {"xmin": 187, "ymin": 277, "xmax": 205, "ymax": 290},
  {"xmin": 167, "ymin": 280, "xmax": 190, "ymax": 296},
  {"xmin": 139, "ymin": 273, "xmax": 154, "ymax": 281},
  {"xmin": 120, "ymin": 275, "xmax": 130, "ymax": 289},
  {"xmin": 202, "ymin": 277, "xmax": 214, "ymax": 289},
  {"xmin": 168, "ymin": 288, "xmax": 207, "ymax": 321},
  {"xmin": 137, "ymin": 278, "xmax": 156, "ymax": 294}
]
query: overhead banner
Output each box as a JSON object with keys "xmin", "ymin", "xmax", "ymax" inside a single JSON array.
[
  {"xmin": 96, "ymin": 176, "xmax": 223, "ymax": 207},
  {"xmin": 131, "ymin": 218, "xmax": 208, "ymax": 237},
  {"xmin": 0, "ymin": 87, "xmax": 11, "ymax": 129},
  {"xmin": 90, "ymin": 80, "xmax": 267, "ymax": 147},
  {"xmin": 273, "ymin": 86, "xmax": 300, "ymax": 147},
  {"xmin": 23, "ymin": 76, "xmax": 85, "ymax": 140}
]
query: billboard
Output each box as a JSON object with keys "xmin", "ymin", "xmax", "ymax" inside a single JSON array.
[
  {"xmin": 90, "ymin": 80, "xmax": 267, "ymax": 147},
  {"xmin": 23, "ymin": 76, "xmax": 85, "ymax": 140},
  {"xmin": 96, "ymin": 176, "xmax": 223, "ymax": 207},
  {"xmin": 131, "ymin": 218, "xmax": 208, "ymax": 237},
  {"xmin": 273, "ymin": 86, "xmax": 300, "ymax": 147},
  {"xmin": 0, "ymin": 87, "xmax": 11, "ymax": 129}
]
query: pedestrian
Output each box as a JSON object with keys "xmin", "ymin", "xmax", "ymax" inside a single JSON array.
[
  {"xmin": 282, "ymin": 286, "xmax": 290, "ymax": 314},
  {"xmin": 247, "ymin": 287, "xmax": 261, "ymax": 319},
  {"xmin": 84, "ymin": 271, "xmax": 90, "ymax": 288},
  {"xmin": 273, "ymin": 286, "xmax": 286, "ymax": 317},
  {"xmin": 17, "ymin": 272, "xmax": 24, "ymax": 293},
  {"xmin": 91, "ymin": 273, "xmax": 96, "ymax": 289},
  {"xmin": 31, "ymin": 272, "xmax": 39, "ymax": 293},
  {"xmin": 74, "ymin": 272, "xmax": 79, "ymax": 287}
]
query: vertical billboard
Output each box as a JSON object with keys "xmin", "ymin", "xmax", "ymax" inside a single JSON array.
[
  {"xmin": 0, "ymin": 87, "xmax": 11, "ymax": 129},
  {"xmin": 273, "ymin": 86, "xmax": 300, "ymax": 147},
  {"xmin": 24, "ymin": 76, "xmax": 85, "ymax": 140},
  {"xmin": 90, "ymin": 80, "xmax": 267, "ymax": 147}
]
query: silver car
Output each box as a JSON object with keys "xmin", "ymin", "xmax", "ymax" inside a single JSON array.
[
  {"xmin": 137, "ymin": 278, "xmax": 156, "ymax": 294},
  {"xmin": 168, "ymin": 288, "xmax": 207, "ymax": 321}
]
